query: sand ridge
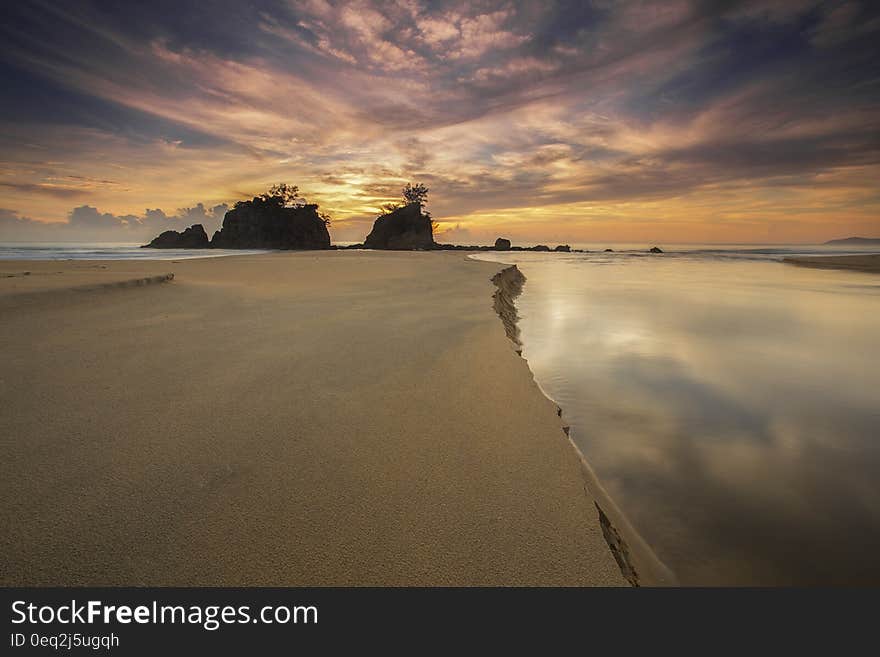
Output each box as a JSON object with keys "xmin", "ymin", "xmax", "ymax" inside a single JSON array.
[{"xmin": 783, "ymin": 254, "xmax": 880, "ymax": 273}]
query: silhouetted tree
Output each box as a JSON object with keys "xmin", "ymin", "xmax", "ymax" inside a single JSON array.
[
  {"xmin": 402, "ymin": 182, "xmax": 429, "ymax": 207},
  {"xmin": 261, "ymin": 183, "xmax": 305, "ymax": 208},
  {"xmin": 232, "ymin": 184, "xmax": 330, "ymax": 224}
]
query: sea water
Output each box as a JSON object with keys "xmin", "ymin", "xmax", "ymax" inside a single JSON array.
[
  {"xmin": 474, "ymin": 245, "xmax": 880, "ymax": 585},
  {"xmin": 0, "ymin": 242, "xmax": 269, "ymax": 260}
]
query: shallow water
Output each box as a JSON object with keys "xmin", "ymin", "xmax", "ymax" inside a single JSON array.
[
  {"xmin": 474, "ymin": 246, "xmax": 880, "ymax": 585},
  {"xmin": 0, "ymin": 242, "xmax": 269, "ymax": 260}
]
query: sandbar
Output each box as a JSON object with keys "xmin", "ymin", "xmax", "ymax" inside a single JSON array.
[{"xmin": 0, "ymin": 251, "xmax": 629, "ymax": 586}]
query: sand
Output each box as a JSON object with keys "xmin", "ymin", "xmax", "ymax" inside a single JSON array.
[
  {"xmin": 0, "ymin": 251, "xmax": 628, "ymax": 586},
  {"xmin": 783, "ymin": 254, "xmax": 880, "ymax": 273}
]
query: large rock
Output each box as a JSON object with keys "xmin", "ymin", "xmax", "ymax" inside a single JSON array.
[
  {"xmin": 143, "ymin": 224, "xmax": 209, "ymax": 249},
  {"xmin": 649, "ymin": 246, "xmax": 663, "ymax": 253},
  {"xmin": 554, "ymin": 244, "xmax": 571, "ymax": 252},
  {"xmin": 494, "ymin": 237, "xmax": 511, "ymax": 251},
  {"xmin": 210, "ymin": 200, "xmax": 330, "ymax": 250},
  {"xmin": 364, "ymin": 203, "xmax": 435, "ymax": 250}
]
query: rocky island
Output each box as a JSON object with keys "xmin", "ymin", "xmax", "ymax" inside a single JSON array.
[
  {"xmin": 210, "ymin": 200, "xmax": 329, "ymax": 250},
  {"xmin": 144, "ymin": 184, "xmax": 330, "ymax": 250},
  {"xmin": 363, "ymin": 202, "xmax": 435, "ymax": 250},
  {"xmin": 145, "ymin": 224, "xmax": 210, "ymax": 249},
  {"xmin": 143, "ymin": 181, "xmax": 664, "ymax": 255}
]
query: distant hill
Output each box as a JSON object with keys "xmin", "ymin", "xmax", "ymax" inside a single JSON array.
[{"xmin": 824, "ymin": 237, "xmax": 880, "ymax": 245}]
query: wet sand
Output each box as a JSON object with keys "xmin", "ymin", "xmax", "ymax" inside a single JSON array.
[
  {"xmin": 783, "ymin": 253, "xmax": 880, "ymax": 273},
  {"xmin": 0, "ymin": 251, "xmax": 628, "ymax": 586}
]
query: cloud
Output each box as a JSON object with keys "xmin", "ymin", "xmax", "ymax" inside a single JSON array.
[
  {"xmin": 0, "ymin": 208, "xmax": 60, "ymax": 241},
  {"xmin": 68, "ymin": 205, "xmax": 139, "ymax": 229},
  {"xmin": 0, "ymin": 0, "xmax": 878, "ymax": 243},
  {"xmin": 0, "ymin": 203, "xmax": 229, "ymax": 243},
  {"xmin": 0, "ymin": 182, "xmax": 90, "ymax": 199},
  {"xmin": 436, "ymin": 9, "xmax": 530, "ymax": 60},
  {"xmin": 433, "ymin": 221, "xmax": 476, "ymax": 244}
]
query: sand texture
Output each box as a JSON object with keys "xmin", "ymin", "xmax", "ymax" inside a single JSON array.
[
  {"xmin": 0, "ymin": 252, "xmax": 626, "ymax": 586},
  {"xmin": 783, "ymin": 254, "xmax": 880, "ymax": 273}
]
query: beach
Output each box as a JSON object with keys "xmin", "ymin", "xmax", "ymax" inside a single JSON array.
[{"xmin": 0, "ymin": 251, "xmax": 628, "ymax": 586}]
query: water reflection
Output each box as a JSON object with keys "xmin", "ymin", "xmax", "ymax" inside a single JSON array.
[{"xmin": 476, "ymin": 251, "xmax": 880, "ymax": 585}]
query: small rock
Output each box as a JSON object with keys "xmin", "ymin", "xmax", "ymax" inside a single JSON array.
[{"xmin": 144, "ymin": 224, "xmax": 210, "ymax": 249}]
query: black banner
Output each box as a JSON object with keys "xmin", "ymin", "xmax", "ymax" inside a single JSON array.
[{"xmin": 1, "ymin": 587, "xmax": 874, "ymax": 653}]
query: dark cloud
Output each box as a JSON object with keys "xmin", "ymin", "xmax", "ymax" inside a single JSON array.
[
  {"xmin": 0, "ymin": 61, "xmax": 228, "ymax": 149},
  {"xmin": 0, "ymin": 182, "xmax": 90, "ymax": 199}
]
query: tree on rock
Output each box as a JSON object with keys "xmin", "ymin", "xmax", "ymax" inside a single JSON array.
[
  {"xmin": 365, "ymin": 198, "xmax": 435, "ymax": 250},
  {"xmin": 402, "ymin": 183, "xmax": 429, "ymax": 208},
  {"xmin": 212, "ymin": 184, "xmax": 332, "ymax": 249},
  {"xmin": 259, "ymin": 183, "xmax": 305, "ymax": 208}
]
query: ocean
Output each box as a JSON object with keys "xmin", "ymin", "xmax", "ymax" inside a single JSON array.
[
  {"xmin": 473, "ymin": 244, "xmax": 880, "ymax": 585},
  {"xmin": 0, "ymin": 240, "xmax": 873, "ymax": 261},
  {"xmin": 0, "ymin": 242, "xmax": 269, "ymax": 260}
]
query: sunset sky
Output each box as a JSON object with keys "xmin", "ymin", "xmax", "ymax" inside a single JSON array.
[{"xmin": 1, "ymin": 0, "xmax": 878, "ymax": 244}]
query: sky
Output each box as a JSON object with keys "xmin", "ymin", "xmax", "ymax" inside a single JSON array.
[{"xmin": 0, "ymin": 0, "xmax": 878, "ymax": 245}]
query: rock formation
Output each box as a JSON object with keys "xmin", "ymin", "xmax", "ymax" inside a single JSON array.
[
  {"xmin": 143, "ymin": 224, "xmax": 210, "ymax": 249},
  {"xmin": 554, "ymin": 244, "xmax": 571, "ymax": 252},
  {"xmin": 491, "ymin": 265, "xmax": 526, "ymax": 346},
  {"xmin": 210, "ymin": 200, "xmax": 330, "ymax": 250},
  {"xmin": 649, "ymin": 246, "xmax": 664, "ymax": 253},
  {"xmin": 364, "ymin": 203, "xmax": 435, "ymax": 250},
  {"xmin": 494, "ymin": 237, "xmax": 511, "ymax": 251}
]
